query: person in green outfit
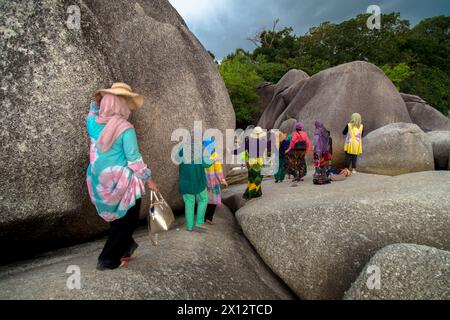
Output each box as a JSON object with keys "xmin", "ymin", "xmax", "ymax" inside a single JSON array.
[
  {"xmin": 177, "ymin": 138, "xmax": 214, "ymax": 233},
  {"xmin": 274, "ymin": 132, "xmax": 289, "ymax": 183}
]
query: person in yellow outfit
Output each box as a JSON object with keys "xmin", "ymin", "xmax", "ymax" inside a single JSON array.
[{"xmin": 343, "ymin": 113, "xmax": 364, "ymax": 173}]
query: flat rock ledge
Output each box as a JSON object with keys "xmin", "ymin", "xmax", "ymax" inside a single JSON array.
[
  {"xmin": 0, "ymin": 206, "xmax": 295, "ymax": 300},
  {"xmin": 234, "ymin": 171, "xmax": 450, "ymax": 300}
]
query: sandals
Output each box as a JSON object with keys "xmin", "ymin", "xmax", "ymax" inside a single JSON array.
[
  {"xmin": 119, "ymin": 258, "xmax": 130, "ymax": 268},
  {"xmin": 122, "ymin": 241, "xmax": 139, "ymax": 260},
  {"xmin": 193, "ymin": 225, "xmax": 209, "ymax": 233}
]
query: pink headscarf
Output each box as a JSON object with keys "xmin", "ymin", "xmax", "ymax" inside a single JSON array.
[{"xmin": 96, "ymin": 94, "xmax": 133, "ymax": 153}]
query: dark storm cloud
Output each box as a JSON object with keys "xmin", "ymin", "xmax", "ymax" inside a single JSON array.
[{"xmin": 169, "ymin": 0, "xmax": 450, "ymax": 60}]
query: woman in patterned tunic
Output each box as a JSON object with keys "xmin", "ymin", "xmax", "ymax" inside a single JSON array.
[
  {"xmin": 86, "ymin": 83, "xmax": 159, "ymax": 270},
  {"xmin": 203, "ymin": 138, "xmax": 228, "ymax": 225}
]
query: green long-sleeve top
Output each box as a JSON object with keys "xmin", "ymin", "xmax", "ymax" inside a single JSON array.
[{"xmin": 178, "ymin": 145, "xmax": 214, "ymax": 195}]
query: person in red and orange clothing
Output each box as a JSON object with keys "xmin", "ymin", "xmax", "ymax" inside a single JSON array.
[{"xmin": 285, "ymin": 121, "xmax": 311, "ymax": 182}]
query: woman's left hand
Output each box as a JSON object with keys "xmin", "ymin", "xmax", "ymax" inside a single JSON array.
[{"xmin": 147, "ymin": 179, "xmax": 159, "ymax": 192}]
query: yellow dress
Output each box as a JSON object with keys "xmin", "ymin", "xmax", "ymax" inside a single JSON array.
[{"xmin": 344, "ymin": 123, "xmax": 363, "ymax": 155}]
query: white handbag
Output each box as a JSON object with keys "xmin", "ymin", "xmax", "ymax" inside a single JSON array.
[{"xmin": 148, "ymin": 191, "xmax": 175, "ymax": 246}]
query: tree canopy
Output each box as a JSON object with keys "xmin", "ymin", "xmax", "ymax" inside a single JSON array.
[{"xmin": 218, "ymin": 13, "xmax": 450, "ymax": 127}]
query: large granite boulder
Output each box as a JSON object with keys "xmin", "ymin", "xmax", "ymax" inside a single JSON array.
[
  {"xmin": 278, "ymin": 119, "xmax": 297, "ymax": 135},
  {"xmin": 270, "ymin": 62, "xmax": 412, "ymax": 165},
  {"xmin": 84, "ymin": 0, "xmax": 235, "ymax": 211},
  {"xmin": 0, "ymin": 206, "xmax": 295, "ymax": 300},
  {"xmin": 0, "ymin": 0, "xmax": 113, "ymax": 263},
  {"xmin": 257, "ymin": 82, "xmax": 276, "ymax": 105},
  {"xmin": 0, "ymin": 0, "xmax": 235, "ymax": 263},
  {"xmin": 427, "ymin": 131, "xmax": 450, "ymax": 170},
  {"xmin": 256, "ymin": 82, "xmax": 276, "ymax": 122},
  {"xmin": 273, "ymin": 69, "xmax": 310, "ymax": 97},
  {"xmin": 345, "ymin": 244, "xmax": 450, "ymax": 300},
  {"xmin": 235, "ymin": 172, "xmax": 450, "ymax": 300},
  {"xmin": 402, "ymin": 93, "xmax": 450, "ymax": 132},
  {"xmin": 358, "ymin": 123, "xmax": 434, "ymax": 176},
  {"xmin": 258, "ymin": 70, "xmax": 309, "ymax": 129}
]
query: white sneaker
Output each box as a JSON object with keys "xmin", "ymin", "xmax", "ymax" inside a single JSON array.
[{"xmin": 352, "ymin": 169, "xmax": 357, "ymax": 174}]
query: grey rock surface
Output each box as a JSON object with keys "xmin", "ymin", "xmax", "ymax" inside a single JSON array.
[
  {"xmin": 222, "ymin": 183, "xmax": 247, "ymax": 213},
  {"xmin": 402, "ymin": 93, "xmax": 450, "ymax": 132},
  {"xmin": 84, "ymin": 0, "xmax": 235, "ymax": 212},
  {"xmin": 235, "ymin": 171, "xmax": 450, "ymax": 300},
  {"xmin": 358, "ymin": 123, "xmax": 434, "ymax": 176},
  {"xmin": 427, "ymin": 131, "xmax": 450, "ymax": 170},
  {"xmin": 273, "ymin": 69, "xmax": 310, "ymax": 97},
  {"xmin": 0, "ymin": 206, "xmax": 295, "ymax": 300},
  {"xmin": 344, "ymin": 244, "xmax": 450, "ymax": 300},
  {"xmin": 271, "ymin": 62, "xmax": 412, "ymax": 165},
  {"xmin": 0, "ymin": 0, "xmax": 112, "ymax": 262},
  {"xmin": 258, "ymin": 70, "xmax": 309, "ymax": 129},
  {"xmin": 256, "ymin": 82, "xmax": 276, "ymax": 124},
  {"xmin": 278, "ymin": 119, "xmax": 298, "ymax": 135},
  {"xmin": 0, "ymin": 0, "xmax": 235, "ymax": 260}
]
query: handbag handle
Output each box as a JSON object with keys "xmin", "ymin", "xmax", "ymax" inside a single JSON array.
[
  {"xmin": 150, "ymin": 190, "xmax": 159, "ymax": 203},
  {"xmin": 150, "ymin": 191, "xmax": 159, "ymax": 215},
  {"xmin": 151, "ymin": 191, "xmax": 168, "ymax": 208},
  {"xmin": 151, "ymin": 190, "xmax": 167, "ymax": 203}
]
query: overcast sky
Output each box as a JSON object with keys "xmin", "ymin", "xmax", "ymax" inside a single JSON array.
[{"xmin": 168, "ymin": 0, "xmax": 450, "ymax": 60}]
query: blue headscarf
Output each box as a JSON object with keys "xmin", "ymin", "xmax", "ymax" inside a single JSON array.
[{"xmin": 203, "ymin": 137, "xmax": 216, "ymax": 158}]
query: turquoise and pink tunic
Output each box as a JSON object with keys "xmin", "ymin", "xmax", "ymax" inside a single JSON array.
[{"xmin": 86, "ymin": 102, "xmax": 151, "ymax": 222}]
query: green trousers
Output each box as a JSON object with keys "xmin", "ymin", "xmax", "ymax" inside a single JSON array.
[
  {"xmin": 182, "ymin": 188, "xmax": 208, "ymax": 230},
  {"xmin": 274, "ymin": 158, "xmax": 286, "ymax": 182}
]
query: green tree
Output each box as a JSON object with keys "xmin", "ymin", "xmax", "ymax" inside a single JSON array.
[
  {"xmin": 218, "ymin": 52, "xmax": 263, "ymax": 128},
  {"xmin": 251, "ymin": 23, "xmax": 298, "ymax": 63},
  {"xmin": 254, "ymin": 54, "xmax": 290, "ymax": 83},
  {"xmin": 285, "ymin": 55, "xmax": 331, "ymax": 75},
  {"xmin": 404, "ymin": 16, "xmax": 450, "ymax": 74},
  {"xmin": 218, "ymin": 14, "xmax": 450, "ymax": 127},
  {"xmin": 382, "ymin": 63, "xmax": 414, "ymax": 90},
  {"xmin": 401, "ymin": 64, "xmax": 450, "ymax": 115},
  {"xmin": 296, "ymin": 13, "xmax": 412, "ymax": 67}
]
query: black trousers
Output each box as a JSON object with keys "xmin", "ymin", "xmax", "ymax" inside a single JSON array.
[
  {"xmin": 98, "ymin": 199, "xmax": 141, "ymax": 269},
  {"xmin": 205, "ymin": 204, "xmax": 217, "ymax": 222},
  {"xmin": 345, "ymin": 153, "xmax": 358, "ymax": 170}
]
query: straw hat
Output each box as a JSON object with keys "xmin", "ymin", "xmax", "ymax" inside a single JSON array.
[
  {"xmin": 96, "ymin": 83, "xmax": 144, "ymax": 110},
  {"xmin": 250, "ymin": 126, "xmax": 267, "ymax": 139}
]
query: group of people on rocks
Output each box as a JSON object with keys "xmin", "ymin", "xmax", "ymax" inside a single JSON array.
[
  {"xmin": 86, "ymin": 83, "xmax": 232, "ymax": 270},
  {"xmin": 237, "ymin": 112, "xmax": 364, "ymax": 199},
  {"xmin": 85, "ymin": 83, "xmax": 364, "ymax": 271},
  {"xmin": 176, "ymin": 135, "xmax": 228, "ymax": 234}
]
